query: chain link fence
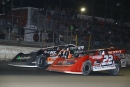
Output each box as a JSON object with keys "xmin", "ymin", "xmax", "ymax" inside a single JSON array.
[{"xmin": 0, "ymin": 8, "xmax": 130, "ymax": 51}]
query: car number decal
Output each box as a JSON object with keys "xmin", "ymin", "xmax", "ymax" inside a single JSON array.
[
  {"xmin": 101, "ymin": 55, "xmax": 113, "ymax": 66},
  {"xmin": 58, "ymin": 51, "xmax": 69, "ymax": 58},
  {"xmin": 93, "ymin": 55, "xmax": 116, "ymax": 71}
]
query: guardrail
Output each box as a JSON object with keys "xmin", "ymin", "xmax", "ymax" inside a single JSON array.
[{"xmin": 0, "ymin": 45, "xmax": 40, "ymax": 60}]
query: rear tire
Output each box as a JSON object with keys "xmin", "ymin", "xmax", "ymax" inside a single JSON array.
[
  {"xmin": 108, "ymin": 64, "xmax": 120, "ymax": 75},
  {"xmin": 82, "ymin": 61, "xmax": 92, "ymax": 75},
  {"xmin": 36, "ymin": 55, "xmax": 47, "ymax": 68}
]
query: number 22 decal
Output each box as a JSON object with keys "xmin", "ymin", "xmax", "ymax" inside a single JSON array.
[{"xmin": 101, "ymin": 55, "xmax": 114, "ymax": 66}]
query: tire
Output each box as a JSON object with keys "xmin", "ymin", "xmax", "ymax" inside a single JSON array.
[
  {"xmin": 36, "ymin": 55, "xmax": 47, "ymax": 68},
  {"xmin": 82, "ymin": 60, "xmax": 92, "ymax": 75},
  {"xmin": 108, "ymin": 64, "xmax": 120, "ymax": 76}
]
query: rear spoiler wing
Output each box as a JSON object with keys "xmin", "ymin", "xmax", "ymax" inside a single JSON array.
[
  {"xmin": 67, "ymin": 46, "xmax": 84, "ymax": 50},
  {"xmin": 108, "ymin": 49, "xmax": 126, "ymax": 54}
]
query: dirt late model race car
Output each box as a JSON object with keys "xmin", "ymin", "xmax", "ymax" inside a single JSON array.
[
  {"xmin": 46, "ymin": 47, "xmax": 126, "ymax": 75},
  {"xmin": 8, "ymin": 44, "xmax": 84, "ymax": 68}
]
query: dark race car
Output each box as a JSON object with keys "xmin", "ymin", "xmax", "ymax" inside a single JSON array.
[
  {"xmin": 8, "ymin": 44, "xmax": 84, "ymax": 68},
  {"xmin": 46, "ymin": 47, "xmax": 126, "ymax": 75}
]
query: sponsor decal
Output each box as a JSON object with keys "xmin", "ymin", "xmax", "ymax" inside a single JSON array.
[
  {"xmin": 44, "ymin": 50, "xmax": 57, "ymax": 55},
  {"xmin": 16, "ymin": 56, "xmax": 31, "ymax": 60},
  {"xmin": 91, "ymin": 55, "xmax": 102, "ymax": 59},
  {"xmin": 17, "ymin": 56, "xmax": 21, "ymax": 60},
  {"xmin": 108, "ymin": 50, "xmax": 122, "ymax": 54},
  {"xmin": 68, "ymin": 46, "xmax": 84, "ymax": 50}
]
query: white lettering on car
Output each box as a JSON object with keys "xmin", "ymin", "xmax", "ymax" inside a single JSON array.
[{"xmin": 44, "ymin": 51, "xmax": 57, "ymax": 55}]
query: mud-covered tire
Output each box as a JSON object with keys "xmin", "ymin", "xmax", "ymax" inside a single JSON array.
[
  {"xmin": 82, "ymin": 60, "xmax": 92, "ymax": 75},
  {"xmin": 36, "ymin": 55, "xmax": 47, "ymax": 68},
  {"xmin": 108, "ymin": 64, "xmax": 120, "ymax": 76}
]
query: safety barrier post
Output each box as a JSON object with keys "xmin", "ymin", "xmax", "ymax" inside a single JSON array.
[
  {"xmin": 75, "ymin": 29, "xmax": 78, "ymax": 46},
  {"xmin": 88, "ymin": 33, "xmax": 91, "ymax": 50}
]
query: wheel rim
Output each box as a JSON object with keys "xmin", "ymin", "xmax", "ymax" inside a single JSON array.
[
  {"xmin": 113, "ymin": 65, "xmax": 119, "ymax": 75},
  {"xmin": 83, "ymin": 64, "xmax": 90, "ymax": 73}
]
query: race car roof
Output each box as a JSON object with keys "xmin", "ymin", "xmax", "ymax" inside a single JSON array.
[{"xmin": 42, "ymin": 44, "xmax": 84, "ymax": 50}]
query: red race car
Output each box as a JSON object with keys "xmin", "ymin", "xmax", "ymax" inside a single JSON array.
[{"xmin": 46, "ymin": 47, "xmax": 126, "ymax": 75}]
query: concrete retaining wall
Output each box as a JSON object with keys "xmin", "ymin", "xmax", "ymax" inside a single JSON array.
[
  {"xmin": 0, "ymin": 45, "xmax": 130, "ymax": 65},
  {"xmin": 0, "ymin": 45, "xmax": 41, "ymax": 60}
]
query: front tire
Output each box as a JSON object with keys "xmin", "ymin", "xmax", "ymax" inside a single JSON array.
[
  {"xmin": 36, "ymin": 55, "xmax": 47, "ymax": 68},
  {"xmin": 108, "ymin": 64, "xmax": 120, "ymax": 75},
  {"xmin": 82, "ymin": 61, "xmax": 92, "ymax": 75}
]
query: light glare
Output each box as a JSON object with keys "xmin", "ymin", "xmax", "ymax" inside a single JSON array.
[{"xmin": 81, "ymin": 8, "xmax": 85, "ymax": 12}]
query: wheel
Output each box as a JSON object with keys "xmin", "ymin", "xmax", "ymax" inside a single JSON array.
[
  {"xmin": 36, "ymin": 55, "xmax": 47, "ymax": 68},
  {"xmin": 82, "ymin": 60, "xmax": 92, "ymax": 75},
  {"xmin": 108, "ymin": 64, "xmax": 120, "ymax": 75}
]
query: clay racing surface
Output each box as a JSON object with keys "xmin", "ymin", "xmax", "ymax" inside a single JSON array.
[{"xmin": 0, "ymin": 61, "xmax": 130, "ymax": 87}]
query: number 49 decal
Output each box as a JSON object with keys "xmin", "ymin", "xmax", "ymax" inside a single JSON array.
[{"xmin": 101, "ymin": 55, "xmax": 114, "ymax": 66}]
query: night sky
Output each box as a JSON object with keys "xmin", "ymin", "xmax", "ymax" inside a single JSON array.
[{"xmin": 0, "ymin": 0, "xmax": 130, "ymax": 21}]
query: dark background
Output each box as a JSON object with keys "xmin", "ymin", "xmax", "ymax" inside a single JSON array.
[{"xmin": 0, "ymin": 0, "xmax": 130, "ymax": 21}]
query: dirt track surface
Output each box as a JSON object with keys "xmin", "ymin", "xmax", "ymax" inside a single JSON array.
[{"xmin": 0, "ymin": 61, "xmax": 130, "ymax": 87}]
